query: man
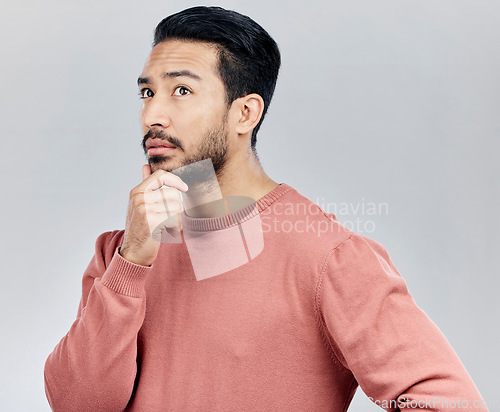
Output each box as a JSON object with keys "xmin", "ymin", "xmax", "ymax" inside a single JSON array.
[{"xmin": 44, "ymin": 6, "xmax": 487, "ymax": 411}]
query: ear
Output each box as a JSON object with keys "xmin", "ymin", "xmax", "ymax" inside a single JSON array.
[{"xmin": 233, "ymin": 93, "xmax": 265, "ymax": 135}]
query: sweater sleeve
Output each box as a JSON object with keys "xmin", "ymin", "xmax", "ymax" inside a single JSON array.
[
  {"xmin": 44, "ymin": 230, "xmax": 153, "ymax": 412},
  {"xmin": 316, "ymin": 233, "xmax": 488, "ymax": 411}
]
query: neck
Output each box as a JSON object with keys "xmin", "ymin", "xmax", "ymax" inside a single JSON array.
[{"xmin": 181, "ymin": 148, "xmax": 278, "ymax": 218}]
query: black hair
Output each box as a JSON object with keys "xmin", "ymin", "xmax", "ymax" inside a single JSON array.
[{"xmin": 153, "ymin": 6, "xmax": 281, "ymax": 150}]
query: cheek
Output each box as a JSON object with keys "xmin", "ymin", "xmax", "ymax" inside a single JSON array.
[
  {"xmin": 175, "ymin": 111, "xmax": 209, "ymax": 136},
  {"xmin": 139, "ymin": 108, "xmax": 150, "ymax": 136}
]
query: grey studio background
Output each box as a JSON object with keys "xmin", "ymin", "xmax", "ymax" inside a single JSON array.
[{"xmin": 0, "ymin": 0, "xmax": 498, "ymax": 410}]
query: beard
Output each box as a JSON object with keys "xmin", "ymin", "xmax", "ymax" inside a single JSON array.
[{"xmin": 142, "ymin": 114, "xmax": 229, "ymax": 188}]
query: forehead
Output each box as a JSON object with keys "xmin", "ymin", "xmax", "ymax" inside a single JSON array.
[{"xmin": 140, "ymin": 40, "xmax": 219, "ymax": 80}]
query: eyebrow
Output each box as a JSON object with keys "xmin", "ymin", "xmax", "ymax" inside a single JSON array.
[{"xmin": 137, "ymin": 70, "xmax": 202, "ymax": 85}]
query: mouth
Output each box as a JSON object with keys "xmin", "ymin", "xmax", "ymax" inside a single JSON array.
[
  {"xmin": 147, "ymin": 146, "xmax": 177, "ymax": 156},
  {"xmin": 145, "ymin": 136, "xmax": 178, "ymax": 156}
]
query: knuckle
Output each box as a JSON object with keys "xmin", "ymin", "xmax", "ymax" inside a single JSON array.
[{"xmin": 131, "ymin": 194, "xmax": 144, "ymax": 208}]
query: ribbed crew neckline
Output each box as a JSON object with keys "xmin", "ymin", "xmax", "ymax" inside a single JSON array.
[{"xmin": 181, "ymin": 183, "xmax": 293, "ymax": 232}]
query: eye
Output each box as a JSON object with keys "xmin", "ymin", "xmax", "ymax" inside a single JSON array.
[
  {"xmin": 173, "ymin": 86, "xmax": 191, "ymax": 96},
  {"xmin": 139, "ymin": 88, "xmax": 154, "ymax": 99}
]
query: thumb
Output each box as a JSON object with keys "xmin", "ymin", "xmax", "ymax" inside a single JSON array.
[{"xmin": 142, "ymin": 164, "xmax": 151, "ymax": 181}]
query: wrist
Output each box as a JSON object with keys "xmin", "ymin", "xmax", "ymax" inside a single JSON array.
[{"xmin": 118, "ymin": 246, "xmax": 151, "ymax": 267}]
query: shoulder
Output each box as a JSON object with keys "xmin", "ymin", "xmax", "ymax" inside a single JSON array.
[
  {"xmin": 330, "ymin": 232, "xmax": 393, "ymax": 266},
  {"xmin": 281, "ymin": 184, "xmax": 395, "ymax": 259},
  {"xmin": 270, "ymin": 184, "xmax": 354, "ymax": 249},
  {"xmin": 318, "ymin": 231, "xmax": 405, "ymax": 302}
]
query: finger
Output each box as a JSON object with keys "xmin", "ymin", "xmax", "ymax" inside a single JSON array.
[
  {"xmin": 143, "ymin": 170, "xmax": 189, "ymax": 193},
  {"xmin": 142, "ymin": 164, "xmax": 151, "ymax": 181},
  {"xmin": 145, "ymin": 199, "xmax": 184, "ymax": 215},
  {"xmin": 151, "ymin": 215, "xmax": 182, "ymax": 242},
  {"xmin": 145, "ymin": 205, "xmax": 183, "ymax": 231},
  {"xmin": 143, "ymin": 187, "xmax": 184, "ymax": 205}
]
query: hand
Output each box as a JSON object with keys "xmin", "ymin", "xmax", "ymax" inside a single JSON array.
[{"xmin": 119, "ymin": 164, "xmax": 189, "ymax": 266}]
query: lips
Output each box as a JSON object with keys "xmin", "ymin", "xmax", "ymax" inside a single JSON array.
[
  {"xmin": 148, "ymin": 146, "xmax": 176, "ymax": 156},
  {"xmin": 146, "ymin": 138, "xmax": 176, "ymax": 149}
]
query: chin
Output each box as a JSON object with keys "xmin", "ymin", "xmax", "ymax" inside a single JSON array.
[{"xmin": 149, "ymin": 156, "xmax": 179, "ymax": 172}]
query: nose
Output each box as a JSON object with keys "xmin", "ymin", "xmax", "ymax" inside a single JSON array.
[{"xmin": 141, "ymin": 96, "xmax": 170, "ymax": 130}]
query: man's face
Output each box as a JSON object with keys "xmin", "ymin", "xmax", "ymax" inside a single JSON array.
[{"xmin": 138, "ymin": 40, "xmax": 230, "ymax": 176}]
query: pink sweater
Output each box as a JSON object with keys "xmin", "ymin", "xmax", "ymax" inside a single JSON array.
[{"xmin": 44, "ymin": 183, "xmax": 487, "ymax": 411}]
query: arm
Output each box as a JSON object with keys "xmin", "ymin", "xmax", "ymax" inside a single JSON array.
[
  {"xmin": 315, "ymin": 233, "xmax": 487, "ymax": 411},
  {"xmin": 44, "ymin": 230, "xmax": 152, "ymax": 411}
]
